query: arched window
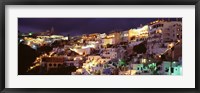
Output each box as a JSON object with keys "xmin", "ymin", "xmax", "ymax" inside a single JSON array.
[
  {"xmin": 54, "ymin": 64, "xmax": 57, "ymax": 67},
  {"xmin": 49, "ymin": 64, "xmax": 52, "ymax": 67}
]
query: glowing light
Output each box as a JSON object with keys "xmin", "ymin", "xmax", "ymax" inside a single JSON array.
[
  {"xmin": 30, "ymin": 66, "xmax": 33, "ymax": 69},
  {"xmin": 156, "ymin": 29, "xmax": 162, "ymax": 33},
  {"xmin": 168, "ymin": 43, "xmax": 174, "ymax": 48},
  {"xmin": 19, "ymin": 39, "xmax": 24, "ymax": 43},
  {"xmin": 124, "ymin": 34, "xmax": 128, "ymax": 37},
  {"xmin": 27, "ymin": 41, "xmax": 31, "ymax": 46},
  {"xmin": 62, "ymin": 37, "xmax": 68, "ymax": 40},
  {"xmin": 79, "ymin": 52, "xmax": 83, "ymax": 55},
  {"xmin": 141, "ymin": 58, "xmax": 147, "ymax": 63},
  {"xmin": 32, "ymin": 45, "xmax": 37, "ymax": 49},
  {"xmin": 129, "ymin": 70, "xmax": 137, "ymax": 75},
  {"xmin": 29, "ymin": 33, "xmax": 32, "ymax": 36},
  {"xmin": 50, "ymin": 35, "xmax": 64, "ymax": 38},
  {"xmin": 82, "ymin": 45, "xmax": 95, "ymax": 49}
]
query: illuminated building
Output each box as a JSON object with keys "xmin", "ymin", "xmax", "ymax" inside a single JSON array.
[
  {"xmin": 70, "ymin": 47, "xmax": 91, "ymax": 55},
  {"xmin": 23, "ymin": 37, "xmax": 46, "ymax": 48},
  {"xmin": 161, "ymin": 22, "xmax": 182, "ymax": 42},
  {"xmin": 147, "ymin": 20, "xmax": 182, "ymax": 57},
  {"xmin": 41, "ymin": 56, "xmax": 82, "ymax": 71},
  {"xmin": 99, "ymin": 33, "xmax": 107, "ymax": 38},
  {"xmin": 101, "ymin": 51, "xmax": 117, "ymax": 59},
  {"xmin": 148, "ymin": 20, "xmax": 182, "ymax": 43},
  {"xmin": 87, "ymin": 41, "xmax": 100, "ymax": 49},
  {"xmin": 80, "ymin": 55, "xmax": 112, "ymax": 75},
  {"xmin": 101, "ymin": 48, "xmax": 118, "ymax": 59},
  {"xmin": 102, "ymin": 37, "xmax": 115, "ymax": 46},
  {"xmin": 41, "ymin": 56, "xmax": 65, "ymax": 71},
  {"xmin": 82, "ymin": 33, "xmax": 100, "ymax": 41},
  {"xmin": 37, "ymin": 36, "xmax": 50, "ymax": 39},
  {"xmin": 108, "ymin": 32, "xmax": 121, "ymax": 44},
  {"xmin": 128, "ymin": 25, "xmax": 148, "ymax": 42},
  {"xmin": 160, "ymin": 61, "xmax": 182, "ymax": 75},
  {"xmin": 50, "ymin": 35, "xmax": 64, "ymax": 38},
  {"xmin": 37, "ymin": 35, "xmax": 67, "ymax": 40},
  {"xmin": 101, "ymin": 32, "xmax": 121, "ymax": 46},
  {"xmin": 120, "ymin": 31, "xmax": 129, "ymax": 42},
  {"xmin": 165, "ymin": 41, "xmax": 182, "ymax": 61}
]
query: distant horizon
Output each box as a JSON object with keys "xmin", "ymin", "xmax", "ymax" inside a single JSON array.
[{"xmin": 18, "ymin": 18, "xmax": 182, "ymax": 36}]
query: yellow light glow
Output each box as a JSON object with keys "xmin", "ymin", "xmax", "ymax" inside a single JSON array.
[
  {"xmin": 168, "ymin": 43, "xmax": 174, "ymax": 48},
  {"xmin": 77, "ymin": 69, "xmax": 83, "ymax": 73},
  {"xmin": 141, "ymin": 58, "xmax": 147, "ymax": 63}
]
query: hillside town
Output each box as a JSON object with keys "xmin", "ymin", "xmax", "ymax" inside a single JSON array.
[{"xmin": 18, "ymin": 19, "xmax": 182, "ymax": 75}]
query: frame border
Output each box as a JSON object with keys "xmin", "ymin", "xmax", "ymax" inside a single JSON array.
[{"xmin": 0, "ymin": 0, "xmax": 200, "ymax": 93}]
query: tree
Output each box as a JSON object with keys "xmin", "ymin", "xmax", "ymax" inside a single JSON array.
[
  {"xmin": 133, "ymin": 43, "xmax": 147, "ymax": 54},
  {"xmin": 148, "ymin": 63, "xmax": 158, "ymax": 75},
  {"xmin": 118, "ymin": 59, "xmax": 126, "ymax": 67}
]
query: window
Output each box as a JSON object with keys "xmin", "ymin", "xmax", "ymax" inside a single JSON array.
[
  {"xmin": 177, "ymin": 34, "xmax": 180, "ymax": 39},
  {"xmin": 171, "ymin": 68, "xmax": 174, "ymax": 73},
  {"xmin": 165, "ymin": 68, "xmax": 169, "ymax": 72},
  {"xmin": 54, "ymin": 64, "xmax": 57, "ymax": 66}
]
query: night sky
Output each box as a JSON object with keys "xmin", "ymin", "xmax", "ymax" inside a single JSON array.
[{"xmin": 18, "ymin": 18, "xmax": 181, "ymax": 36}]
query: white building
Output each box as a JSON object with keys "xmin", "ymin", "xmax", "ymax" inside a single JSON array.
[
  {"xmin": 128, "ymin": 25, "xmax": 149, "ymax": 42},
  {"xmin": 120, "ymin": 30, "xmax": 129, "ymax": 42},
  {"xmin": 99, "ymin": 33, "xmax": 107, "ymax": 38},
  {"xmin": 159, "ymin": 61, "xmax": 182, "ymax": 75},
  {"xmin": 41, "ymin": 56, "xmax": 65, "ymax": 71},
  {"xmin": 101, "ymin": 37, "xmax": 115, "ymax": 46},
  {"xmin": 147, "ymin": 20, "xmax": 182, "ymax": 56},
  {"xmin": 100, "ymin": 48, "xmax": 118, "ymax": 59},
  {"xmin": 131, "ymin": 64, "xmax": 144, "ymax": 72},
  {"xmin": 70, "ymin": 46, "xmax": 91, "ymax": 55}
]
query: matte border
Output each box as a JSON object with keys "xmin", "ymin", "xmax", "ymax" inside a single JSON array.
[{"xmin": 0, "ymin": 0, "xmax": 200, "ymax": 93}]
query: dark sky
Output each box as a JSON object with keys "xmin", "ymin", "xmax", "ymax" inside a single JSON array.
[{"xmin": 18, "ymin": 18, "xmax": 181, "ymax": 36}]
